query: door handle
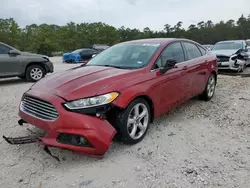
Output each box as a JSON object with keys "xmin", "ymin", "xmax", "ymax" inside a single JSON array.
[{"xmin": 182, "ymin": 66, "xmax": 187, "ymax": 70}]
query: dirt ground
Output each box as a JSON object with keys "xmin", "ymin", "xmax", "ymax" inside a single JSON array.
[{"xmin": 1, "ymin": 59, "xmax": 250, "ymax": 188}]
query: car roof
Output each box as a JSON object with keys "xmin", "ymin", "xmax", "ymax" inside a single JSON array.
[
  {"xmin": 120, "ymin": 38, "xmax": 198, "ymax": 45},
  {"xmin": 216, "ymin": 40, "xmax": 245, "ymax": 44}
]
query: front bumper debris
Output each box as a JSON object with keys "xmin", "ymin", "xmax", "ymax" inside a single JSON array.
[
  {"xmin": 3, "ymin": 120, "xmax": 60, "ymax": 161},
  {"xmin": 3, "ymin": 135, "xmax": 41, "ymax": 145},
  {"xmin": 218, "ymin": 61, "xmax": 244, "ymax": 71}
]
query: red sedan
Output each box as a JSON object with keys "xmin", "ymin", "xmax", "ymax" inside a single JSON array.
[{"xmin": 4, "ymin": 38, "xmax": 218, "ymax": 157}]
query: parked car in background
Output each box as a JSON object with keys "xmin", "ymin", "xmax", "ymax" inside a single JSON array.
[
  {"xmin": 202, "ymin": 44, "xmax": 214, "ymax": 50},
  {"xmin": 212, "ymin": 40, "xmax": 250, "ymax": 72},
  {"xmin": 247, "ymin": 39, "xmax": 250, "ymax": 46},
  {"xmin": 4, "ymin": 38, "xmax": 218, "ymax": 157},
  {"xmin": 0, "ymin": 42, "xmax": 54, "ymax": 82},
  {"xmin": 62, "ymin": 48, "xmax": 99, "ymax": 63},
  {"xmin": 91, "ymin": 44, "xmax": 110, "ymax": 52}
]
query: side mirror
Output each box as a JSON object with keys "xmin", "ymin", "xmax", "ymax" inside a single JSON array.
[
  {"xmin": 8, "ymin": 49, "xmax": 20, "ymax": 55},
  {"xmin": 92, "ymin": 54, "xmax": 96, "ymax": 58},
  {"xmin": 160, "ymin": 59, "xmax": 178, "ymax": 74}
]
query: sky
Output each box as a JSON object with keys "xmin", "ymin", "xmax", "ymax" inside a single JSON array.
[{"xmin": 1, "ymin": 0, "xmax": 250, "ymax": 31}]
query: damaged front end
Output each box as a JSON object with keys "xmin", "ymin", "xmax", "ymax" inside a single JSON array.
[
  {"xmin": 3, "ymin": 91, "xmax": 118, "ymax": 160},
  {"xmin": 217, "ymin": 52, "xmax": 248, "ymax": 72}
]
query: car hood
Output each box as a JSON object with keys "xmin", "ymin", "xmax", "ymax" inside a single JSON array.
[
  {"xmin": 21, "ymin": 52, "xmax": 49, "ymax": 60},
  {"xmin": 30, "ymin": 65, "xmax": 142, "ymax": 100},
  {"xmin": 211, "ymin": 49, "xmax": 239, "ymax": 56}
]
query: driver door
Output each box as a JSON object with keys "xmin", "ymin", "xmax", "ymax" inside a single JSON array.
[
  {"xmin": 151, "ymin": 42, "xmax": 190, "ymax": 114},
  {"xmin": 0, "ymin": 44, "xmax": 22, "ymax": 76}
]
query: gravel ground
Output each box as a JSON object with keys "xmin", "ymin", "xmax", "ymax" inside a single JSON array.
[{"xmin": 1, "ymin": 58, "xmax": 250, "ymax": 188}]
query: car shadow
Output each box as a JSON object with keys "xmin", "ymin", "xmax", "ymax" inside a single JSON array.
[{"xmin": 0, "ymin": 78, "xmax": 29, "ymax": 86}]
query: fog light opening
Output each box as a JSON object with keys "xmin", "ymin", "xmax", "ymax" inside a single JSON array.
[
  {"xmin": 57, "ymin": 133, "xmax": 93, "ymax": 147},
  {"xmin": 72, "ymin": 136, "xmax": 87, "ymax": 146}
]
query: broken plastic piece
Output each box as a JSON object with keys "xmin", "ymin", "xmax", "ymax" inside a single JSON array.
[
  {"xmin": 2, "ymin": 135, "xmax": 41, "ymax": 145},
  {"xmin": 18, "ymin": 119, "xmax": 27, "ymax": 126},
  {"xmin": 44, "ymin": 146, "xmax": 60, "ymax": 161}
]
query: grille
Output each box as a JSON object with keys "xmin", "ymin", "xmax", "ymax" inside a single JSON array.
[
  {"xmin": 21, "ymin": 96, "xmax": 59, "ymax": 121},
  {"xmin": 217, "ymin": 55, "xmax": 230, "ymax": 62}
]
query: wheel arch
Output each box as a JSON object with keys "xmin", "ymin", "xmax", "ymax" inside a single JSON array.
[
  {"xmin": 25, "ymin": 62, "xmax": 46, "ymax": 74},
  {"xmin": 211, "ymin": 71, "xmax": 217, "ymax": 84}
]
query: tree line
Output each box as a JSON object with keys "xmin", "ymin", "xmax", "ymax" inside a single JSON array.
[{"xmin": 0, "ymin": 14, "xmax": 250, "ymax": 56}]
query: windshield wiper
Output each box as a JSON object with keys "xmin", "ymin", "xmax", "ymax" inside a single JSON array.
[{"xmin": 102, "ymin": 65, "xmax": 128, "ymax": 69}]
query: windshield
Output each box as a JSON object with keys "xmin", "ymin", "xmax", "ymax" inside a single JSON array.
[
  {"xmin": 212, "ymin": 42, "xmax": 243, "ymax": 51},
  {"xmin": 87, "ymin": 43, "xmax": 161, "ymax": 69},
  {"xmin": 72, "ymin": 49, "xmax": 83, "ymax": 53},
  {"xmin": 247, "ymin": 41, "xmax": 250, "ymax": 46}
]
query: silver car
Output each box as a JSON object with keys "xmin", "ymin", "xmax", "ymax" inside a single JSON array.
[
  {"xmin": 0, "ymin": 42, "xmax": 54, "ymax": 82},
  {"xmin": 212, "ymin": 40, "xmax": 250, "ymax": 72}
]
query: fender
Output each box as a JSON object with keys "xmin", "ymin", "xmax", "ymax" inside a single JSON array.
[{"xmin": 112, "ymin": 83, "xmax": 162, "ymax": 120}]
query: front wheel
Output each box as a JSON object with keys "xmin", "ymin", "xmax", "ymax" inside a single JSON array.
[
  {"xmin": 200, "ymin": 74, "xmax": 216, "ymax": 101},
  {"xmin": 116, "ymin": 98, "xmax": 151, "ymax": 145},
  {"xmin": 25, "ymin": 65, "xmax": 45, "ymax": 82}
]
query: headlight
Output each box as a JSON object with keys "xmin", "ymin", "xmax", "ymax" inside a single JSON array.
[{"xmin": 64, "ymin": 92, "xmax": 119, "ymax": 110}]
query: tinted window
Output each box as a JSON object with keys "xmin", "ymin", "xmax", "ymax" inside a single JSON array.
[
  {"xmin": 152, "ymin": 42, "xmax": 185, "ymax": 69},
  {"xmin": 87, "ymin": 49, "xmax": 98, "ymax": 54},
  {"xmin": 0, "ymin": 44, "xmax": 10, "ymax": 54},
  {"xmin": 72, "ymin": 49, "xmax": 83, "ymax": 53},
  {"xmin": 183, "ymin": 42, "xmax": 202, "ymax": 60},
  {"xmin": 161, "ymin": 42, "xmax": 185, "ymax": 63},
  {"xmin": 198, "ymin": 46, "xmax": 206, "ymax": 56}
]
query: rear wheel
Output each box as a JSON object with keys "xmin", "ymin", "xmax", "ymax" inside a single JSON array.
[
  {"xmin": 25, "ymin": 65, "xmax": 45, "ymax": 82},
  {"xmin": 116, "ymin": 98, "xmax": 151, "ymax": 145},
  {"xmin": 200, "ymin": 74, "xmax": 216, "ymax": 101}
]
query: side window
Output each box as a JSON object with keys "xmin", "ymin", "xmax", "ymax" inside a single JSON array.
[
  {"xmin": 183, "ymin": 42, "xmax": 202, "ymax": 60},
  {"xmin": 89, "ymin": 49, "xmax": 97, "ymax": 54},
  {"xmin": 152, "ymin": 42, "xmax": 185, "ymax": 69},
  {"xmin": 0, "ymin": 44, "xmax": 10, "ymax": 54},
  {"xmin": 161, "ymin": 42, "xmax": 185, "ymax": 64},
  {"xmin": 198, "ymin": 45, "xmax": 206, "ymax": 56}
]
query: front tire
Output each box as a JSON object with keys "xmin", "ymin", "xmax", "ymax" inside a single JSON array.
[
  {"xmin": 25, "ymin": 65, "xmax": 45, "ymax": 82},
  {"xmin": 200, "ymin": 74, "xmax": 216, "ymax": 101},
  {"xmin": 116, "ymin": 98, "xmax": 151, "ymax": 145}
]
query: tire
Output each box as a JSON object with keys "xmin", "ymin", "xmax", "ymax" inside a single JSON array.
[
  {"xmin": 200, "ymin": 74, "xmax": 216, "ymax": 101},
  {"xmin": 116, "ymin": 98, "xmax": 151, "ymax": 145},
  {"xmin": 25, "ymin": 65, "xmax": 46, "ymax": 82}
]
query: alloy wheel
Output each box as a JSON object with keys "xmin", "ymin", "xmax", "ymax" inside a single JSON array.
[
  {"xmin": 127, "ymin": 103, "xmax": 149, "ymax": 140},
  {"xmin": 30, "ymin": 68, "xmax": 43, "ymax": 80},
  {"xmin": 207, "ymin": 75, "xmax": 215, "ymax": 98}
]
